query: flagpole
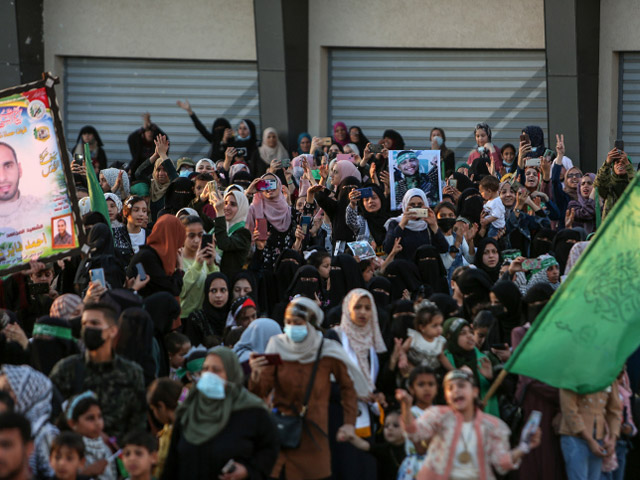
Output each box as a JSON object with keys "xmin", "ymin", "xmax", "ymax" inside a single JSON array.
[{"xmin": 481, "ymin": 369, "xmax": 508, "ymax": 407}]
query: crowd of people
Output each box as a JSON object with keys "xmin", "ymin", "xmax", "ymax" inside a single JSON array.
[{"xmin": 0, "ymin": 104, "xmax": 638, "ymax": 480}]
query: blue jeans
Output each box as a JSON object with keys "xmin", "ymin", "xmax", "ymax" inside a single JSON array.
[
  {"xmin": 600, "ymin": 439, "xmax": 629, "ymax": 480},
  {"xmin": 561, "ymin": 435, "xmax": 603, "ymax": 480},
  {"xmin": 487, "ymin": 225, "xmax": 501, "ymax": 238}
]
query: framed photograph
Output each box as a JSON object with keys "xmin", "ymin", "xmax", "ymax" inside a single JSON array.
[
  {"xmin": 388, "ymin": 149, "xmax": 442, "ymax": 210},
  {"xmin": 0, "ymin": 73, "xmax": 85, "ymax": 274}
]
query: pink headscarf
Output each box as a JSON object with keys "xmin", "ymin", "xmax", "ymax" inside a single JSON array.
[
  {"xmin": 291, "ymin": 154, "xmax": 315, "ymax": 168},
  {"xmin": 334, "ymin": 160, "xmax": 362, "ymax": 183},
  {"xmin": 246, "ymin": 173, "xmax": 292, "ymax": 233},
  {"xmin": 333, "ymin": 122, "xmax": 349, "ymax": 147}
]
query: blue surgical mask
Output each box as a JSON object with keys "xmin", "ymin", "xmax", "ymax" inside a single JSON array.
[
  {"xmin": 196, "ymin": 372, "xmax": 226, "ymax": 399},
  {"xmin": 284, "ymin": 324, "xmax": 308, "ymax": 343},
  {"xmin": 433, "ymin": 136, "xmax": 444, "ymax": 147},
  {"xmin": 477, "ymin": 146, "xmax": 486, "ymax": 153},
  {"xmin": 179, "ymin": 169, "xmax": 192, "ymax": 177}
]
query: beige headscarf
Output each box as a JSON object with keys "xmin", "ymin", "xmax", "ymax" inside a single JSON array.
[
  {"xmin": 258, "ymin": 127, "xmax": 289, "ymax": 164},
  {"xmin": 150, "ymin": 159, "xmax": 171, "ymax": 202}
]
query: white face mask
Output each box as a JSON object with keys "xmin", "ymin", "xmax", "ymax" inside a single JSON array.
[
  {"xmin": 196, "ymin": 372, "xmax": 226, "ymax": 399},
  {"xmin": 433, "ymin": 136, "xmax": 444, "ymax": 147}
]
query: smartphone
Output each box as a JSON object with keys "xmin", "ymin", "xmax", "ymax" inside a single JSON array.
[
  {"xmin": 300, "ymin": 215, "xmax": 312, "ymax": 235},
  {"xmin": 236, "ymin": 147, "xmax": 247, "ymax": 157},
  {"xmin": 221, "ymin": 459, "xmax": 237, "ymax": 474},
  {"xmin": 336, "ymin": 153, "xmax": 355, "ymax": 162},
  {"xmin": 311, "ymin": 169, "xmax": 322, "ymax": 181},
  {"xmin": 614, "ymin": 139, "xmax": 624, "ymax": 152},
  {"xmin": 543, "ymin": 148, "xmax": 554, "ymax": 158},
  {"xmin": 369, "ymin": 144, "xmax": 384, "ymax": 154},
  {"xmin": 89, "ymin": 268, "xmax": 106, "ymax": 288},
  {"xmin": 448, "ymin": 178, "xmax": 457, "ymax": 189},
  {"xmin": 73, "ymin": 153, "xmax": 83, "ymax": 164},
  {"xmin": 409, "ymin": 208, "xmax": 430, "ymax": 218},
  {"xmin": 201, "ymin": 233, "xmax": 213, "ymax": 254},
  {"xmin": 491, "ymin": 343, "xmax": 509, "ymax": 350},
  {"xmin": 525, "ymin": 158, "xmax": 541, "ymax": 167},
  {"xmin": 30, "ymin": 282, "xmax": 50, "ymax": 295},
  {"xmin": 356, "ymin": 187, "xmax": 373, "ymax": 198},
  {"xmin": 521, "ymin": 258, "xmax": 542, "ymax": 271},
  {"xmin": 280, "ymin": 158, "xmax": 291, "ymax": 168},
  {"xmin": 321, "ymin": 137, "xmax": 332, "ymax": 146},
  {"xmin": 135, "ymin": 263, "xmax": 146, "ymax": 282},
  {"xmin": 256, "ymin": 353, "xmax": 283, "ymax": 365},
  {"xmin": 256, "ymin": 218, "xmax": 268, "ymax": 241},
  {"xmin": 520, "ymin": 410, "xmax": 542, "ymax": 447},
  {"xmin": 520, "ymin": 133, "xmax": 530, "ymax": 144},
  {"xmin": 256, "ymin": 179, "xmax": 277, "ymax": 191}
]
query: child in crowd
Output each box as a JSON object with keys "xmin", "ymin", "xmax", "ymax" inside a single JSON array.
[
  {"xmin": 65, "ymin": 392, "xmax": 116, "ymax": 480},
  {"xmin": 164, "ymin": 332, "xmax": 191, "ymax": 381},
  {"xmin": 340, "ymin": 411, "xmax": 406, "ymax": 480},
  {"xmin": 406, "ymin": 301, "xmax": 451, "ymax": 371},
  {"xmin": 49, "ymin": 431, "xmax": 87, "ymax": 480},
  {"xmin": 146, "ymin": 378, "xmax": 183, "ymax": 479},
  {"xmin": 396, "ymin": 366, "xmax": 439, "ymax": 480},
  {"xmin": 121, "ymin": 430, "xmax": 158, "ymax": 480},
  {"xmin": 397, "ymin": 369, "xmax": 541, "ymax": 479},
  {"xmin": 479, "ymin": 175, "xmax": 505, "ymax": 239}
]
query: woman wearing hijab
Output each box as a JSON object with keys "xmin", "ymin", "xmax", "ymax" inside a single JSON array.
[
  {"xmin": 249, "ymin": 296, "xmax": 364, "ymax": 480},
  {"xmin": 104, "ymin": 192, "xmax": 123, "ymax": 227},
  {"xmin": 230, "ymin": 119, "xmax": 264, "ymax": 177},
  {"xmin": 0, "ymin": 364, "xmax": 59, "ymax": 478},
  {"xmin": 466, "ymin": 122, "xmax": 502, "ymax": 171},
  {"xmin": 99, "ymin": 167, "xmax": 130, "ymax": 200},
  {"xmin": 563, "ymin": 240, "xmax": 589, "ymax": 278},
  {"xmin": 332, "ymin": 121, "xmax": 349, "ymax": 147},
  {"xmin": 259, "ymin": 127, "xmax": 289, "ymax": 165},
  {"xmin": 144, "ymin": 292, "xmax": 181, "ymax": 377},
  {"xmin": 115, "ymin": 307, "xmax": 157, "ymax": 386},
  {"xmin": 489, "ymin": 280, "xmax": 523, "ymax": 345},
  {"xmin": 186, "ymin": 272, "xmax": 231, "ymax": 345},
  {"xmin": 414, "ymin": 245, "xmax": 450, "ymax": 295},
  {"xmin": 75, "ymin": 223, "xmax": 126, "ymax": 294},
  {"xmin": 159, "ymin": 177, "xmax": 196, "ymax": 216},
  {"xmin": 550, "ymin": 229, "xmax": 583, "ymax": 275},
  {"xmin": 525, "ymin": 254, "xmax": 562, "ymax": 292},
  {"xmin": 474, "ymin": 238, "xmax": 502, "ymax": 284},
  {"xmin": 566, "ymin": 173, "xmax": 596, "ymax": 234},
  {"xmin": 296, "ymin": 132, "xmax": 312, "ymax": 155},
  {"xmin": 211, "ymin": 188, "xmax": 251, "ymax": 280},
  {"xmin": 442, "ymin": 317, "xmax": 499, "ymax": 416},
  {"xmin": 595, "ymin": 148, "xmax": 635, "ymax": 218},
  {"xmin": 384, "ymin": 259, "xmax": 423, "ymax": 301},
  {"xmin": 163, "ymin": 347, "xmax": 279, "ymax": 479},
  {"xmin": 456, "ymin": 187, "xmax": 484, "ymax": 225},
  {"xmin": 233, "ymin": 317, "xmax": 281, "ymax": 366},
  {"xmin": 126, "ymin": 215, "xmax": 186, "ymax": 298},
  {"xmin": 383, "ymin": 189, "xmax": 449, "ymax": 261},
  {"xmin": 326, "ymin": 254, "xmax": 364, "ymax": 309},
  {"xmin": 246, "ymin": 173, "xmax": 297, "ymax": 272},
  {"xmin": 346, "ymin": 183, "xmax": 389, "ymax": 250},
  {"xmin": 530, "ymin": 227, "xmax": 556, "ymax": 258},
  {"xmin": 73, "ymin": 125, "xmax": 107, "ymax": 172},
  {"xmin": 349, "ymin": 126, "xmax": 370, "ymax": 157},
  {"xmin": 285, "ymin": 265, "xmax": 325, "ymax": 302},
  {"xmin": 258, "ymin": 249, "xmax": 305, "ymax": 317},
  {"xmin": 29, "ymin": 316, "xmax": 80, "ymax": 376}
]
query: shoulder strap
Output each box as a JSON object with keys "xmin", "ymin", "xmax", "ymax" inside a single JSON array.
[{"xmin": 300, "ymin": 338, "xmax": 324, "ymax": 417}]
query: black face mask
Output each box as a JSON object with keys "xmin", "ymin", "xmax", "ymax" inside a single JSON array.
[
  {"xmin": 488, "ymin": 304, "xmax": 508, "ymax": 320},
  {"xmin": 82, "ymin": 327, "xmax": 106, "ymax": 351},
  {"xmin": 437, "ymin": 218, "xmax": 457, "ymax": 232},
  {"xmin": 527, "ymin": 302, "xmax": 547, "ymax": 324},
  {"xmin": 531, "ymin": 239, "xmax": 552, "ymax": 258}
]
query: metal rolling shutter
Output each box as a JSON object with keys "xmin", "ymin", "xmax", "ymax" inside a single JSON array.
[
  {"xmin": 64, "ymin": 57, "xmax": 260, "ymax": 166},
  {"xmin": 619, "ymin": 52, "xmax": 640, "ymax": 159},
  {"xmin": 329, "ymin": 49, "xmax": 548, "ymax": 164}
]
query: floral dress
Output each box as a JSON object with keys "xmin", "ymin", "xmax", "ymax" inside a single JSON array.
[{"xmin": 397, "ymin": 405, "xmax": 426, "ymax": 480}]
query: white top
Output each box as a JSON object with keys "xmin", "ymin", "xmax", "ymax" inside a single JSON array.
[
  {"xmin": 128, "ymin": 229, "xmax": 146, "ymax": 253},
  {"xmin": 450, "ymin": 421, "xmax": 479, "ymax": 479},
  {"xmin": 407, "ymin": 329, "xmax": 446, "ymax": 369},
  {"xmin": 483, "ymin": 196, "xmax": 505, "ymax": 229}
]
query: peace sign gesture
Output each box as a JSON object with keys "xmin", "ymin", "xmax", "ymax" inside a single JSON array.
[{"xmin": 555, "ymin": 134, "xmax": 565, "ymax": 164}]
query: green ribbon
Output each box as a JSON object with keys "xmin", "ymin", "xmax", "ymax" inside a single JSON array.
[
  {"xmin": 32, "ymin": 323, "xmax": 73, "ymax": 340},
  {"xmin": 175, "ymin": 356, "xmax": 205, "ymax": 379}
]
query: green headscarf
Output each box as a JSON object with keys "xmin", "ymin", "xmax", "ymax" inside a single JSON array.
[
  {"xmin": 177, "ymin": 346, "xmax": 266, "ymax": 445},
  {"xmin": 443, "ymin": 317, "xmax": 478, "ymax": 378}
]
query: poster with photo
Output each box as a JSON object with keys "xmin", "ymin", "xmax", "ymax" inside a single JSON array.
[
  {"xmin": 388, "ymin": 149, "xmax": 441, "ymax": 210},
  {"xmin": 0, "ymin": 74, "xmax": 84, "ymax": 274}
]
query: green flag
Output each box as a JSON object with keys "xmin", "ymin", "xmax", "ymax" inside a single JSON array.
[
  {"xmin": 504, "ymin": 173, "xmax": 640, "ymax": 394},
  {"xmin": 84, "ymin": 143, "xmax": 111, "ymax": 229}
]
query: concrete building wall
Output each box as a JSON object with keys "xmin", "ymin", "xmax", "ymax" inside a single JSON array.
[{"xmin": 307, "ymin": 0, "xmax": 546, "ymax": 135}]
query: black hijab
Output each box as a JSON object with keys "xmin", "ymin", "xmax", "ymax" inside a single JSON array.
[
  {"xmin": 201, "ymin": 272, "xmax": 231, "ymax": 336},
  {"xmin": 551, "ymin": 229, "xmax": 582, "ymax": 274},
  {"xmin": 75, "ymin": 125, "xmax": 104, "ymax": 147},
  {"xmin": 75, "ymin": 223, "xmax": 126, "ymax": 292},
  {"xmin": 523, "ymin": 125, "xmax": 545, "ymax": 157},
  {"xmin": 451, "ymin": 172, "xmax": 475, "ymax": 193},
  {"xmin": 274, "ymin": 250, "xmax": 305, "ymax": 302},
  {"xmin": 444, "ymin": 317, "xmax": 478, "ymax": 377},
  {"xmin": 474, "ymin": 238, "xmax": 502, "ymax": 284},
  {"xmin": 429, "ymin": 293, "xmax": 460, "ymax": 319},
  {"xmin": 530, "ymin": 228, "xmax": 556, "ymax": 258},
  {"xmin": 330, "ymin": 176, "xmax": 362, "ymax": 242},
  {"xmin": 143, "ymin": 292, "xmax": 180, "ymax": 377},
  {"xmin": 360, "ymin": 184, "xmax": 390, "ymax": 246},
  {"xmin": 29, "ymin": 316, "xmax": 80, "ymax": 376},
  {"xmin": 457, "ymin": 188, "xmax": 484, "ymax": 225},
  {"xmin": 457, "ymin": 269, "xmax": 493, "ymax": 320},
  {"xmin": 115, "ymin": 308, "xmax": 156, "ymax": 385},
  {"xmin": 286, "ymin": 265, "xmax": 324, "ymax": 301},
  {"xmin": 232, "ymin": 119, "xmax": 258, "ymax": 153},
  {"xmin": 328, "ymin": 254, "xmax": 364, "ymax": 307},
  {"xmin": 414, "ymin": 245, "xmax": 449, "ymax": 294},
  {"xmin": 367, "ymin": 276, "xmax": 392, "ymax": 311},
  {"xmin": 162, "ymin": 177, "xmax": 196, "ymax": 215},
  {"xmin": 389, "ymin": 299, "xmax": 415, "ymax": 340},
  {"xmin": 231, "ymin": 271, "xmax": 258, "ymax": 301},
  {"xmin": 384, "ymin": 259, "xmax": 422, "ymax": 301},
  {"xmin": 349, "ymin": 126, "xmax": 370, "ymax": 155},
  {"xmin": 490, "ymin": 281, "xmax": 523, "ymax": 344},
  {"xmin": 209, "ymin": 118, "xmax": 232, "ymax": 160}
]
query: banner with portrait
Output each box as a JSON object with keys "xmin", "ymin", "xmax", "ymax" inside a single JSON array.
[
  {"xmin": 0, "ymin": 74, "xmax": 84, "ymax": 274},
  {"xmin": 388, "ymin": 149, "xmax": 442, "ymax": 210}
]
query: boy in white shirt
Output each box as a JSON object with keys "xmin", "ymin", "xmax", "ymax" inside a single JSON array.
[{"xmin": 479, "ymin": 175, "xmax": 505, "ymax": 239}]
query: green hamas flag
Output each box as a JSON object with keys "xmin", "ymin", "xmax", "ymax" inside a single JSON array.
[
  {"xmin": 504, "ymin": 173, "xmax": 640, "ymax": 394},
  {"xmin": 84, "ymin": 143, "xmax": 111, "ymax": 229}
]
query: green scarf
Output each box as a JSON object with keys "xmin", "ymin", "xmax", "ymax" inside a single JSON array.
[{"xmin": 176, "ymin": 346, "xmax": 266, "ymax": 445}]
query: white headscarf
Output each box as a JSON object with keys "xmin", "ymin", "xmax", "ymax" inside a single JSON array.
[
  {"xmin": 258, "ymin": 127, "xmax": 289, "ymax": 164},
  {"xmin": 196, "ymin": 158, "xmax": 215, "ymax": 171},
  {"xmin": 100, "ymin": 168, "xmax": 130, "ymax": 199},
  {"xmin": 384, "ymin": 188, "xmax": 429, "ymax": 232},
  {"xmin": 78, "ymin": 196, "xmax": 92, "ymax": 216},
  {"xmin": 224, "ymin": 190, "xmax": 249, "ymax": 233},
  {"xmin": 104, "ymin": 192, "xmax": 122, "ymax": 213}
]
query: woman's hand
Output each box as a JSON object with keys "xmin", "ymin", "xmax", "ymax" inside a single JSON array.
[
  {"xmin": 442, "ymin": 185, "xmax": 461, "ymax": 203},
  {"xmin": 218, "ymin": 462, "xmax": 248, "ymax": 480},
  {"xmin": 490, "ymin": 345, "xmax": 511, "ymax": 362},
  {"xmin": 488, "ymin": 157, "xmax": 496, "ymax": 176},
  {"xmin": 175, "ymin": 248, "xmax": 184, "ymax": 271},
  {"xmin": 222, "ymin": 128, "xmax": 234, "ymax": 143},
  {"xmin": 84, "ymin": 281, "xmax": 106, "ymax": 304},
  {"xmin": 508, "ymin": 256, "xmax": 525, "ymax": 276},
  {"xmin": 268, "ymin": 159, "xmax": 282, "ymax": 174},
  {"xmin": 126, "ymin": 274, "xmax": 151, "ymax": 292},
  {"xmin": 319, "ymin": 164, "xmax": 329, "ymax": 181},
  {"xmin": 154, "ymin": 134, "xmax": 169, "ymax": 160},
  {"xmin": 478, "ymin": 356, "xmax": 493, "ymax": 380},
  {"xmin": 225, "ymin": 147, "xmax": 237, "ymax": 165},
  {"xmin": 336, "ymin": 424, "xmax": 356, "ymax": 443},
  {"xmin": 306, "ymin": 184, "xmax": 323, "ymax": 204},
  {"xmin": 399, "ymin": 209, "xmax": 419, "ymax": 229},
  {"xmin": 3, "ymin": 323, "xmax": 28, "ymax": 350},
  {"xmin": 564, "ymin": 208, "xmax": 575, "ymax": 229},
  {"xmin": 292, "ymin": 225, "xmax": 305, "ymax": 252},
  {"xmin": 348, "ymin": 188, "xmax": 361, "ymax": 209},
  {"xmin": 515, "ymin": 190, "xmax": 529, "ymax": 211},
  {"xmin": 518, "ymin": 140, "xmax": 532, "ymax": 168},
  {"xmin": 248, "ymin": 353, "xmax": 269, "ymax": 380},
  {"xmin": 425, "ymin": 207, "xmax": 438, "ymax": 231},
  {"xmin": 252, "ymin": 229, "xmax": 267, "ymax": 250},
  {"xmin": 113, "ymin": 170, "xmax": 124, "ymax": 194},
  {"xmin": 390, "ymin": 237, "xmax": 403, "ymax": 257},
  {"xmin": 176, "ymin": 100, "xmax": 192, "ymax": 115},
  {"xmin": 555, "ymin": 134, "xmax": 565, "ymax": 165},
  {"xmin": 605, "ymin": 148, "xmax": 620, "ymax": 165}
]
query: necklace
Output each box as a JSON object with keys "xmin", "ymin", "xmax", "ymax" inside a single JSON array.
[{"xmin": 457, "ymin": 423, "xmax": 473, "ymax": 464}]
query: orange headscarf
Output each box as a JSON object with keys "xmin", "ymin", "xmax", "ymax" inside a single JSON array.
[{"xmin": 146, "ymin": 215, "xmax": 186, "ymax": 275}]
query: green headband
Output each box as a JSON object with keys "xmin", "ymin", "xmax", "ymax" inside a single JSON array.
[
  {"xmin": 175, "ymin": 356, "xmax": 205, "ymax": 379},
  {"xmin": 397, "ymin": 151, "xmax": 418, "ymax": 165},
  {"xmin": 531, "ymin": 256, "xmax": 559, "ymax": 275},
  {"xmin": 130, "ymin": 183, "xmax": 150, "ymax": 196},
  {"xmin": 33, "ymin": 323, "xmax": 73, "ymax": 341}
]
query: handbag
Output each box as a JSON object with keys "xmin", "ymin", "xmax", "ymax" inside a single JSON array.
[{"xmin": 272, "ymin": 338, "xmax": 324, "ymax": 449}]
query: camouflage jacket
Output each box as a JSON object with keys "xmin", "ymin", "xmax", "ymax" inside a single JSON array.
[
  {"xmin": 50, "ymin": 353, "xmax": 146, "ymax": 441},
  {"xmin": 594, "ymin": 161, "xmax": 635, "ymax": 218}
]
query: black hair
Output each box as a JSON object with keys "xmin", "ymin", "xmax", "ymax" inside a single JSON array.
[
  {"xmin": 501, "ymin": 143, "xmax": 516, "ymax": 155},
  {"xmin": 434, "ymin": 201, "xmax": 457, "ymax": 216},
  {"xmin": 121, "ymin": 429, "xmax": 158, "ymax": 453},
  {"xmin": 82, "ymin": 211, "xmax": 108, "ymax": 228},
  {"xmin": 358, "ymin": 259, "xmax": 373, "ymax": 274},
  {"xmin": 180, "ymin": 215, "xmax": 203, "ymax": 228},
  {"xmin": 83, "ymin": 302, "xmax": 119, "ymax": 326},
  {"xmin": 67, "ymin": 395, "xmax": 101, "ymax": 424},
  {"xmin": 0, "ymin": 391, "xmax": 15, "ymax": 412},
  {"xmin": 472, "ymin": 310, "xmax": 495, "ymax": 329},
  {"xmin": 50, "ymin": 431, "xmax": 85, "ymax": 458},
  {"xmin": 195, "ymin": 173, "xmax": 214, "ymax": 182},
  {"xmin": 0, "ymin": 412, "xmax": 30, "ymax": 443},
  {"xmin": 479, "ymin": 175, "xmax": 500, "ymax": 192},
  {"xmin": 147, "ymin": 378, "xmax": 183, "ymax": 410},
  {"xmin": 0, "ymin": 142, "xmax": 18, "ymax": 164},
  {"xmin": 408, "ymin": 365, "xmax": 437, "ymax": 389},
  {"xmin": 123, "ymin": 195, "xmax": 146, "ymax": 218},
  {"xmin": 414, "ymin": 303, "xmax": 442, "ymax": 330},
  {"xmin": 307, "ymin": 250, "xmax": 331, "ymax": 269},
  {"xmin": 429, "ymin": 127, "xmax": 446, "ymax": 143},
  {"xmin": 164, "ymin": 331, "xmax": 190, "ymax": 355}
]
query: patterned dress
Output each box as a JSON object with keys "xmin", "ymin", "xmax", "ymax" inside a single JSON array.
[{"xmin": 397, "ymin": 405, "xmax": 427, "ymax": 480}]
